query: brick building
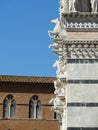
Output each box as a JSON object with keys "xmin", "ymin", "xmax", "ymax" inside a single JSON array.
[{"xmin": 0, "ymin": 75, "xmax": 59, "ymax": 130}]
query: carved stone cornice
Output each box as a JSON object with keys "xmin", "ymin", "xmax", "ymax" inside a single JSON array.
[
  {"xmin": 64, "ymin": 40, "xmax": 98, "ymax": 44},
  {"xmin": 67, "ymin": 43, "xmax": 98, "ymax": 59},
  {"xmin": 61, "ymin": 12, "xmax": 98, "ymax": 32},
  {"xmin": 51, "ymin": 39, "xmax": 98, "ymax": 59},
  {"xmin": 62, "ymin": 12, "xmax": 98, "ymax": 17},
  {"xmin": 54, "ymin": 38, "xmax": 98, "ymax": 44}
]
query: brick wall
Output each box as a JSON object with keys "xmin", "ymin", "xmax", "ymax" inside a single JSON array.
[
  {"xmin": 0, "ymin": 119, "xmax": 60, "ymax": 130},
  {"xmin": 0, "ymin": 81, "xmax": 59, "ymax": 130}
]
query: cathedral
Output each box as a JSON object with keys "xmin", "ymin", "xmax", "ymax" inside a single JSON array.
[
  {"xmin": 1, "ymin": 0, "xmax": 98, "ymax": 130},
  {"xmin": 49, "ymin": 0, "xmax": 98, "ymax": 130}
]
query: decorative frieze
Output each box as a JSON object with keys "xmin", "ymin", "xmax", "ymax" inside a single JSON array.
[
  {"xmin": 62, "ymin": 13, "xmax": 98, "ymax": 32},
  {"xmin": 67, "ymin": 43, "xmax": 98, "ymax": 59},
  {"xmin": 67, "ymin": 22, "xmax": 98, "ymax": 28},
  {"xmin": 49, "ymin": 39, "xmax": 98, "ymax": 59}
]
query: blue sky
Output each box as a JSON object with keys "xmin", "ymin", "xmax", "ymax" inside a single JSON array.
[{"xmin": 0, "ymin": 0, "xmax": 59, "ymax": 77}]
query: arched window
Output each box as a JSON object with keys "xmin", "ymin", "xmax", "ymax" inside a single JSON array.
[
  {"xmin": 29, "ymin": 95, "xmax": 41, "ymax": 119},
  {"xmin": 3, "ymin": 94, "xmax": 16, "ymax": 119}
]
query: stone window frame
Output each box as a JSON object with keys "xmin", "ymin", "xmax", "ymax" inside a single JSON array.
[
  {"xmin": 3, "ymin": 94, "xmax": 16, "ymax": 119},
  {"xmin": 29, "ymin": 95, "xmax": 42, "ymax": 119}
]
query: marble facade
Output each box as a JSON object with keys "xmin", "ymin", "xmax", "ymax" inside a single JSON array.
[{"xmin": 49, "ymin": 0, "xmax": 98, "ymax": 130}]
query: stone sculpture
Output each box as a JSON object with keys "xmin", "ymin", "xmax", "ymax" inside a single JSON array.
[
  {"xmin": 54, "ymin": 79, "xmax": 65, "ymax": 96},
  {"xmin": 48, "ymin": 18, "xmax": 66, "ymax": 39},
  {"xmin": 69, "ymin": 0, "xmax": 92, "ymax": 12},
  {"xmin": 69, "ymin": 0, "xmax": 77, "ymax": 12},
  {"xmin": 53, "ymin": 56, "xmax": 67, "ymax": 78},
  {"xmin": 59, "ymin": 0, "xmax": 98, "ymax": 13},
  {"xmin": 91, "ymin": 0, "xmax": 98, "ymax": 12},
  {"xmin": 60, "ymin": 0, "xmax": 68, "ymax": 14},
  {"xmin": 49, "ymin": 42, "xmax": 62, "ymax": 54}
]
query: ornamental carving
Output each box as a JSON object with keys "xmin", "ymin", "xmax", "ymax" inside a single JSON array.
[
  {"xmin": 62, "ymin": 13, "xmax": 98, "ymax": 32},
  {"xmin": 67, "ymin": 44, "xmax": 98, "ymax": 59},
  {"xmin": 67, "ymin": 22, "xmax": 98, "ymax": 28},
  {"xmin": 60, "ymin": 0, "xmax": 68, "ymax": 14},
  {"xmin": 48, "ymin": 18, "xmax": 67, "ymax": 39},
  {"xmin": 91, "ymin": 0, "xmax": 98, "ymax": 13},
  {"xmin": 54, "ymin": 79, "xmax": 65, "ymax": 97},
  {"xmin": 69, "ymin": 0, "xmax": 91, "ymax": 12},
  {"xmin": 60, "ymin": 0, "xmax": 98, "ymax": 13},
  {"xmin": 53, "ymin": 56, "xmax": 67, "ymax": 78}
]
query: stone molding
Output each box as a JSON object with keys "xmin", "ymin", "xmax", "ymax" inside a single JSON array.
[
  {"xmin": 67, "ymin": 22, "xmax": 98, "ymax": 28},
  {"xmin": 54, "ymin": 38, "xmax": 98, "ymax": 44},
  {"xmin": 67, "ymin": 43, "xmax": 98, "ymax": 59},
  {"xmin": 62, "ymin": 12, "xmax": 98, "ymax": 17},
  {"xmin": 62, "ymin": 13, "xmax": 98, "ymax": 32},
  {"xmin": 66, "ymin": 23, "xmax": 98, "ymax": 32}
]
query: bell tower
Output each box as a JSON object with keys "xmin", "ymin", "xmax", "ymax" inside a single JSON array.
[{"xmin": 49, "ymin": 0, "xmax": 98, "ymax": 130}]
